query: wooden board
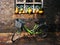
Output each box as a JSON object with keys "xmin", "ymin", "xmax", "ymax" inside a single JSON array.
[{"xmin": 12, "ymin": 14, "xmax": 45, "ymax": 20}]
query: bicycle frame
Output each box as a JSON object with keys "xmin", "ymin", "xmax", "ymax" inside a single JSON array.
[{"xmin": 24, "ymin": 24, "xmax": 43, "ymax": 35}]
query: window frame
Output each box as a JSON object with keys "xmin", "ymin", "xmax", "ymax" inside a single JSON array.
[{"xmin": 15, "ymin": 0, "xmax": 43, "ymax": 13}]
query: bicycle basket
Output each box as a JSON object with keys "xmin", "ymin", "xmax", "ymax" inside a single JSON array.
[{"xmin": 15, "ymin": 19, "xmax": 24, "ymax": 28}]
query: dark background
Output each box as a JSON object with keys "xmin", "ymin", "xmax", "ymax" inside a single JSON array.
[{"xmin": 44, "ymin": 0, "xmax": 60, "ymax": 32}]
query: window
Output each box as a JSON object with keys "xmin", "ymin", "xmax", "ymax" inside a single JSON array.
[
  {"xmin": 35, "ymin": 0, "xmax": 41, "ymax": 2},
  {"xmin": 26, "ymin": 0, "xmax": 33, "ymax": 2},
  {"xmin": 15, "ymin": 0, "xmax": 43, "ymax": 13}
]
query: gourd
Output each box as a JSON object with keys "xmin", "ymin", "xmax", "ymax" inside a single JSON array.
[{"xmin": 15, "ymin": 6, "xmax": 19, "ymax": 14}]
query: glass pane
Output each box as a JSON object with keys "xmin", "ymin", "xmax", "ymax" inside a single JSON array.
[
  {"xmin": 35, "ymin": 0, "xmax": 41, "ymax": 2},
  {"xmin": 26, "ymin": 4, "xmax": 33, "ymax": 9},
  {"xmin": 25, "ymin": 4, "xmax": 33, "ymax": 12},
  {"xmin": 17, "ymin": 4, "xmax": 24, "ymax": 9},
  {"xmin": 34, "ymin": 4, "xmax": 41, "ymax": 9},
  {"xmin": 17, "ymin": 0, "xmax": 24, "ymax": 2},
  {"xmin": 26, "ymin": 0, "xmax": 33, "ymax": 2}
]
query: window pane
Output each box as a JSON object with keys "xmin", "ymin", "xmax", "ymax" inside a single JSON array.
[
  {"xmin": 35, "ymin": 0, "xmax": 41, "ymax": 2},
  {"xmin": 26, "ymin": 4, "xmax": 33, "ymax": 9},
  {"xmin": 34, "ymin": 4, "xmax": 41, "ymax": 9},
  {"xmin": 17, "ymin": 0, "xmax": 24, "ymax": 2},
  {"xmin": 25, "ymin": 4, "xmax": 33, "ymax": 12},
  {"xmin": 17, "ymin": 4, "xmax": 24, "ymax": 9},
  {"xmin": 26, "ymin": 0, "xmax": 33, "ymax": 2}
]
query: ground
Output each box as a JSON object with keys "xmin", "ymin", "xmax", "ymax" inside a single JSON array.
[{"xmin": 0, "ymin": 32, "xmax": 60, "ymax": 45}]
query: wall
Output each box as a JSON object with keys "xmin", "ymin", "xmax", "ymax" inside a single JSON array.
[
  {"xmin": 0, "ymin": 0, "xmax": 15, "ymax": 32},
  {"xmin": 44, "ymin": 0, "xmax": 60, "ymax": 31},
  {"xmin": 0, "ymin": 0, "xmax": 60, "ymax": 32}
]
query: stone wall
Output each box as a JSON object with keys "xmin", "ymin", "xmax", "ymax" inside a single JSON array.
[
  {"xmin": 0, "ymin": 0, "xmax": 60, "ymax": 32},
  {"xmin": 0, "ymin": 0, "xmax": 14, "ymax": 23},
  {"xmin": 0, "ymin": 0, "xmax": 15, "ymax": 32}
]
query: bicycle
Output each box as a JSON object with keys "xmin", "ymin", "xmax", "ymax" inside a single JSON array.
[{"xmin": 11, "ymin": 19, "xmax": 48, "ymax": 42}]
